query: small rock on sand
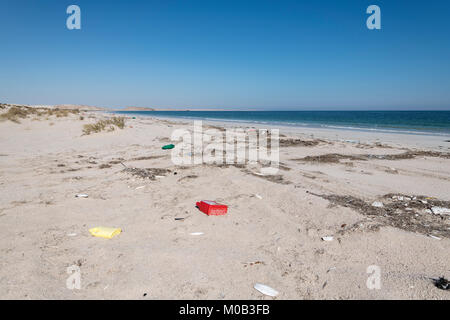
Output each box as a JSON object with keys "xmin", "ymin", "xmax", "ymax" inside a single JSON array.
[{"xmin": 371, "ymin": 201, "xmax": 384, "ymax": 208}]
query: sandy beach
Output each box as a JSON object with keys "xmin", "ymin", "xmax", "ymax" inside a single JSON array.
[{"xmin": 0, "ymin": 106, "xmax": 449, "ymax": 300}]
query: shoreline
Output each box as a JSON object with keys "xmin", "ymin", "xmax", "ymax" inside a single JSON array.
[{"xmin": 113, "ymin": 112, "xmax": 450, "ymax": 152}]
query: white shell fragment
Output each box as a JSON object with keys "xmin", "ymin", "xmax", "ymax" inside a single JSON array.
[
  {"xmin": 371, "ymin": 201, "xmax": 384, "ymax": 208},
  {"xmin": 431, "ymin": 207, "xmax": 450, "ymax": 215},
  {"xmin": 321, "ymin": 236, "xmax": 334, "ymax": 242},
  {"xmin": 254, "ymin": 283, "xmax": 279, "ymax": 297},
  {"xmin": 190, "ymin": 232, "xmax": 204, "ymax": 236}
]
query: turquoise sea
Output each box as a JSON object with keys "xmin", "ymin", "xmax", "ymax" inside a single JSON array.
[{"xmin": 115, "ymin": 111, "xmax": 450, "ymax": 136}]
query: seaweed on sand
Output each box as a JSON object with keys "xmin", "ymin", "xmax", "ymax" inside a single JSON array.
[
  {"xmin": 123, "ymin": 167, "xmax": 171, "ymax": 180},
  {"xmin": 294, "ymin": 151, "xmax": 450, "ymax": 163},
  {"xmin": 307, "ymin": 191, "xmax": 450, "ymax": 238}
]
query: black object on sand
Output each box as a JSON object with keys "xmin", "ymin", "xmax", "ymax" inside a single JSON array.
[{"xmin": 433, "ymin": 277, "xmax": 450, "ymax": 290}]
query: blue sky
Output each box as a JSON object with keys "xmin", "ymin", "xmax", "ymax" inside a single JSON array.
[{"xmin": 0, "ymin": 0, "xmax": 449, "ymax": 110}]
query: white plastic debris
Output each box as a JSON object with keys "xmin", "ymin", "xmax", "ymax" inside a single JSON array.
[
  {"xmin": 135, "ymin": 186, "xmax": 145, "ymax": 190},
  {"xmin": 190, "ymin": 232, "xmax": 204, "ymax": 236},
  {"xmin": 254, "ymin": 283, "xmax": 279, "ymax": 297},
  {"xmin": 75, "ymin": 194, "xmax": 88, "ymax": 198},
  {"xmin": 371, "ymin": 201, "xmax": 384, "ymax": 208},
  {"xmin": 67, "ymin": 233, "xmax": 77, "ymax": 237},
  {"xmin": 431, "ymin": 207, "xmax": 450, "ymax": 215},
  {"xmin": 321, "ymin": 236, "xmax": 334, "ymax": 242},
  {"xmin": 255, "ymin": 194, "xmax": 263, "ymax": 200},
  {"xmin": 421, "ymin": 200, "xmax": 428, "ymax": 204},
  {"xmin": 429, "ymin": 235, "xmax": 441, "ymax": 240},
  {"xmin": 252, "ymin": 172, "xmax": 265, "ymax": 176}
]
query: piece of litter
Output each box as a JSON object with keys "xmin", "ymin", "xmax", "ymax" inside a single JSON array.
[
  {"xmin": 75, "ymin": 194, "xmax": 89, "ymax": 198},
  {"xmin": 433, "ymin": 277, "xmax": 450, "ymax": 290},
  {"xmin": 89, "ymin": 227, "xmax": 122, "ymax": 239},
  {"xmin": 371, "ymin": 201, "xmax": 384, "ymax": 208},
  {"xmin": 252, "ymin": 172, "xmax": 265, "ymax": 176},
  {"xmin": 190, "ymin": 232, "xmax": 204, "ymax": 236},
  {"xmin": 162, "ymin": 144, "xmax": 175, "ymax": 150},
  {"xmin": 429, "ymin": 235, "xmax": 441, "ymax": 240},
  {"xmin": 255, "ymin": 194, "xmax": 263, "ymax": 200},
  {"xmin": 196, "ymin": 200, "xmax": 228, "ymax": 216},
  {"xmin": 155, "ymin": 175, "xmax": 165, "ymax": 179},
  {"xmin": 254, "ymin": 283, "xmax": 279, "ymax": 297},
  {"xmin": 321, "ymin": 236, "xmax": 334, "ymax": 242},
  {"xmin": 67, "ymin": 233, "xmax": 77, "ymax": 237},
  {"xmin": 174, "ymin": 218, "xmax": 185, "ymax": 221},
  {"xmin": 135, "ymin": 186, "xmax": 145, "ymax": 190},
  {"xmin": 431, "ymin": 207, "xmax": 450, "ymax": 215}
]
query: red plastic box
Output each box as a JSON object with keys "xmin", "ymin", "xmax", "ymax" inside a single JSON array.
[{"xmin": 196, "ymin": 200, "xmax": 228, "ymax": 216}]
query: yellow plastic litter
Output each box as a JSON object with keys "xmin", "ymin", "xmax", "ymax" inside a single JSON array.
[{"xmin": 89, "ymin": 227, "xmax": 122, "ymax": 239}]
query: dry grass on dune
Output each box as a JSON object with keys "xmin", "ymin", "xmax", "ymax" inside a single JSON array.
[
  {"xmin": 82, "ymin": 117, "xmax": 126, "ymax": 135},
  {"xmin": 0, "ymin": 104, "xmax": 126, "ymax": 136},
  {"xmin": 0, "ymin": 106, "xmax": 31, "ymax": 123},
  {"xmin": 0, "ymin": 105, "xmax": 80, "ymax": 123}
]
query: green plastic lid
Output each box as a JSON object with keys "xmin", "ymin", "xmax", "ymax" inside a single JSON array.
[{"xmin": 162, "ymin": 144, "xmax": 175, "ymax": 150}]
